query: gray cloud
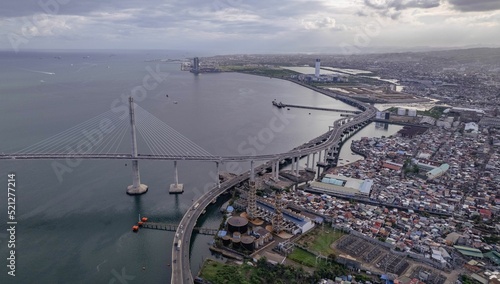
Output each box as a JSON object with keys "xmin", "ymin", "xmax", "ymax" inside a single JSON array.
[
  {"xmin": 1, "ymin": 0, "xmax": 499, "ymax": 52},
  {"xmin": 364, "ymin": 0, "xmax": 440, "ymax": 10},
  {"xmin": 362, "ymin": 0, "xmax": 440, "ymax": 19},
  {"xmin": 448, "ymin": 0, "xmax": 500, "ymax": 12}
]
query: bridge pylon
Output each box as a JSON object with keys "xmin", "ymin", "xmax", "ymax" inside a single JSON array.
[
  {"xmin": 126, "ymin": 97, "xmax": 148, "ymax": 195},
  {"xmin": 169, "ymin": 161, "xmax": 184, "ymax": 193}
]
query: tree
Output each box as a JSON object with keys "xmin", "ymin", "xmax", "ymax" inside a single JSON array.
[
  {"xmin": 412, "ymin": 164, "xmax": 420, "ymax": 174},
  {"xmin": 328, "ymin": 253, "xmax": 336, "ymax": 262}
]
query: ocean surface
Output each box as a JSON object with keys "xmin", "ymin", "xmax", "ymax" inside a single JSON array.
[{"xmin": 0, "ymin": 50, "xmax": 397, "ymax": 283}]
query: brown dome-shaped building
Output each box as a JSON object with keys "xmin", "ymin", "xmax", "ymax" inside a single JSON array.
[
  {"xmin": 241, "ymin": 236, "xmax": 255, "ymax": 252},
  {"xmin": 227, "ymin": 216, "xmax": 248, "ymax": 234},
  {"xmin": 222, "ymin": 235, "xmax": 231, "ymax": 246},
  {"xmin": 231, "ymin": 238, "xmax": 240, "ymax": 249}
]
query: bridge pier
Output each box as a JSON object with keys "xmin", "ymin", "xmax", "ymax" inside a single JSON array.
[
  {"xmin": 216, "ymin": 162, "xmax": 220, "ymax": 188},
  {"xmin": 311, "ymin": 153, "xmax": 316, "ymax": 170},
  {"xmin": 295, "ymin": 156, "xmax": 300, "ymax": 176},
  {"xmin": 126, "ymin": 97, "xmax": 148, "ymax": 195},
  {"xmin": 275, "ymin": 160, "xmax": 280, "ymax": 180},
  {"xmin": 127, "ymin": 160, "xmax": 148, "ymax": 195},
  {"xmin": 271, "ymin": 160, "xmax": 276, "ymax": 180},
  {"xmin": 169, "ymin": 161, "xmax": 184, "ymax": 193}
]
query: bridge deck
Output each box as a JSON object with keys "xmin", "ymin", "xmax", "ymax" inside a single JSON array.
[{"xmin": 142, "ymin": 222, "xmax": 219, "ymax": 235}]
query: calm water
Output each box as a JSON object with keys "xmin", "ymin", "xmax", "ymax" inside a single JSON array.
[
  {"xmin": 0, "ymin": 50, "xmax": 368, "ymax": 283},
  {"xmin": 337, "ymin": 122, "xmax": 403, "ymax": 166}
]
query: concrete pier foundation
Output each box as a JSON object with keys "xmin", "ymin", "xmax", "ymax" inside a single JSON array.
[
  {"xmin": 127, "ymin": 160, "xmax": 148, "ymax": 195},
  {"xmin": 169, "ymin": 161, "xmax": 184, "ymax": 194}
]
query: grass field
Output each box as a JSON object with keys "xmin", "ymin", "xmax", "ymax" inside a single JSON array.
[
  {"xmin": 220, "ymin": 65, "xmax": 300, "ymax": 78},
  {"xmin": 297, "ymin": 227, "xmax": 344, "ymax": 256},
  {"xmin": 288, "ymin": 248, "xmax": 318, "ymax": 267},
  {"xmin": 417, "ymin": 106, "xmax": 448, "ymax": 119},
  {"xmin": 198, "ymin": 258, "xmax": 314, "ymax": 284},
  {"xmin": 199, "ymin": 260, "xmax": 254, "ymax": 284}
]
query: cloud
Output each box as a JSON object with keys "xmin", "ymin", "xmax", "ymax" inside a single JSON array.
[
  {"xmin": 363, "ymin": 0, "xmax": 440, "ymax": 19},
  {"xmin": 448, "ymin": 0, "xmax": 500, "ymax": 12},
  {"xmin": 302, "ymin": 17, "xmax": 340, "ymax": 30},
  {"xmin": 364, "ymin": 0, "xmax": 440, "ymax": 11},
  {"xmin": 445, "ymin": 13, "xmax": 500, "ymax": 27},
  {"xmin": 0, "ymin": 0, "xmax": 499, "ymax": 52}
]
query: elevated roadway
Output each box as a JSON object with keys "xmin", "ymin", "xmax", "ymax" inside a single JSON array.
[
  {"xmin": 0, "ymin": 83, "xmax": 377, "ymax": 284},
  {"xmin": 171, "ymin": 91, "xmax": 377, "ymax": 283}
]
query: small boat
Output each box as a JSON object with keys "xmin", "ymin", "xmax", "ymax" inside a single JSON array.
[
  {"xmin": 132, "ymin": 225, "xmax": 139, "ymax": 232},
  {"xmin": 174, "ymin": 101, "xmax": 178, "ymax": 104}
]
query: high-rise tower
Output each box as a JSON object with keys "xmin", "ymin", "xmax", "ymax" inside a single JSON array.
[
  {"xmin": 193, "ymin": 57, "xmax": 200, "ymax": 73},
  {"xmin": 315, "ymin": 59, "xmax": 321, "ymax": 77}
]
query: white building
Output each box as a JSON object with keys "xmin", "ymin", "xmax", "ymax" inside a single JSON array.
[
  {"xmin": 464, "ymin": 122, "xmax": 479, "ymax": 137},
  {"xmin": 309, "ymin": 174, "xmax": 373, "ymax": 197},
  {"xmin": 315, "ymin": 59, "xmax": 320, "ymax": 77}
]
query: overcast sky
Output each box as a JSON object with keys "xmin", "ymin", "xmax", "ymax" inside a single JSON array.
[{"xmin": 1, "ymin": 0, "xmax": 500, "ymax": 53}]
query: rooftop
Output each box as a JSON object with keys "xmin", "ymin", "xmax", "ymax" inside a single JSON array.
[{"xmin": 454, "ymin": 245, "xmax": 484, "ymax": 258}]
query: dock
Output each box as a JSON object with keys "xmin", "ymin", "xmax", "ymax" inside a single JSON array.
[
  {"xmin": 141, "ymin": 222, "xmax": 219, "ymax": 235},
  {"xmin": 272, "ymin": 100, "xmax": 361, "ymax": 114},
  {"xmin": 209, "ymin": 246, "xmax": 244, "ymax": 260}
]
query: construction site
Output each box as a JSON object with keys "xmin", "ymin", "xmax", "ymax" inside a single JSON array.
[{"xmin": 326, "ymin": 85, "xmax": 431, "ymax": 104}]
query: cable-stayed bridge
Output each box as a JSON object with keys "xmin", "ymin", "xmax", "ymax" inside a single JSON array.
[
  {"xmin": 1, "ymin": 95, "xmax": 375, "ymax": 194},
  {"xmin": 1, "ymin": 89, "xmax": 376, "ymax": 283}
]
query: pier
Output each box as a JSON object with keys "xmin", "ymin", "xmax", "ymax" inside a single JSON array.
[
  {"xmin": 142, "ymin": 222, "xmax": 219, "ymax": 235},
  {"xmin": 272, "ymin": 100, "xmax": 361, "ymax": 114},
  {"xmin": 1, "ymin": 85, "xmax": 377, "ymax": 284}
]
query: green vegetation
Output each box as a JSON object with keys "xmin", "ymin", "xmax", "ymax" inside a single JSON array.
[
  {"xmin": 221, "ymin": 65, "xmax": 300, "ymax": 78},
  {"xmin": 200, "ymin": 255, "xmax": 350, "ymax": 283},
  {"xmin": 403, "ymin": 158, "xmax": 420, "ymax": 174},
  {"xmin": 305, "ymin": 227, "xmax": 344, "ymax": 256},
  {"xmin": 417, "ymin": 106, "xmax": 448, "ymax": 119},
  {"xmin": 355, "ymin": 274, "xmax": 371, "ymax": 282},
  {"xmin": 288, "ymin": 247, "xmax": 318, "ymax": 267},
  {"xmin": 296, "ymin": 226, "xmax": 344, "ymax": 256},
  {"xmin": 460, "ymin": 274, "xmax": 481, "ymax": 284},
  {"xmin": 483, "ymin": 235, "xmax": 500, "ymax": 245},
  {"xmin": 199, "ymin": 258, "xmax": 311, "ymax": 284},
  {"xmin": 313, "ymin": 261, "xmax": 348, "ymax": 282}
]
